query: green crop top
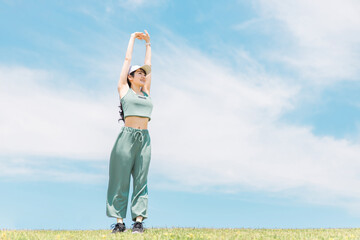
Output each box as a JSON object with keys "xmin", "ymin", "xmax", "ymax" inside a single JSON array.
[{"xmin": 120, "ymin": 88, "xmax": 153, "ymax": 121}]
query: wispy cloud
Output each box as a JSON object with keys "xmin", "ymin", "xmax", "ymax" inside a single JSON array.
[
  {"xmin": 116, "ymin": 0, "xmax": 168, "ymax": 11},
  {"xmin": 0, "ymin": 156, "xmax": 106, "ymax": 184},
  {"xmin": 236, "ymin": 0, "xmax": 360, "ymax": 84},
  {"xmin": 231, "ymin": 18, "xmax": 264, "ymax": 31}
]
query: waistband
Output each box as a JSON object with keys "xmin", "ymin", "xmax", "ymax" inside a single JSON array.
[
  {"xmin": 122, "ymin": 126, "xmax": 149, "ymax": 134},
  {"xmin": 121, "ymin": 126, "xmax": 149, "ymax": 143}
]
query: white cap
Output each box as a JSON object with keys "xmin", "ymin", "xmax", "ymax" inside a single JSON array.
[{"xmin": 128, "ymin": 64, "xmax": 151, "ymax": 76}]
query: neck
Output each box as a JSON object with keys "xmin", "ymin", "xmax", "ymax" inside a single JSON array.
[{"xmin": 131, "ymin": 85, "xmax": 142, "ymax": 94}]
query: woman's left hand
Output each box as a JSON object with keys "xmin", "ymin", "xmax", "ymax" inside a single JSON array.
[{"xmin": 143, "ymin": 30, "xmax": 150, "ymax": 43}]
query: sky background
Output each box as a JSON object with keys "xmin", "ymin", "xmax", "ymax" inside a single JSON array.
[{"xmin": 1, "ymin": 0, "xmax": 360, "ymax": 230}]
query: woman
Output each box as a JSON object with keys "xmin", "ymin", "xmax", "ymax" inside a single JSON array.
[{"xmin": 106, "ymin": 30, "xmax": 153, "ymax": 234}]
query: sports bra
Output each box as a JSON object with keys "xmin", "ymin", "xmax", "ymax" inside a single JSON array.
[{"xmin": 120, "ymin": 87, "xmax": 153, "ymax": 121}]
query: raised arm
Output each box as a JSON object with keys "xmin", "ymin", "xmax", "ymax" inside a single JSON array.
[
  {"xmin": 117, "ymin": 32, "xmax": 143, "ymax": 93},
  {"xmin": 143, "ymin": 30, "xmax": 152, "ymax": 93}
]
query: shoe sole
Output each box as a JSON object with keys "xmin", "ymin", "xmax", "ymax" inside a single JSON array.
[{"xmin": 111, "ymin": 229, "xmax": 127, "ymax": 233}]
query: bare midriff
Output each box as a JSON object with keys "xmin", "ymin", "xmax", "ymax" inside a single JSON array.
[{"xmin": 124, "ymin": 116, "xmax": 149, "ymax": 129}]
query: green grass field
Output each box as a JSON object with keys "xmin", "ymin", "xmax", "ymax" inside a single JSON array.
[{"xmin": 1, "ymin": 228, "xmax": 360, "ymax": 240}]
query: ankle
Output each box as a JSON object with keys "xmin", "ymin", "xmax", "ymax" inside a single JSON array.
[{"xmin": 117, "ymin": 218, "xmax": 124, "ymax": 224}]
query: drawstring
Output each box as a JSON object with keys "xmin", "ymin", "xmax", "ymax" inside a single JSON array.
[
  {"xmin": 133, "ymin": 130, "xmax": 144, "ymax": 143},
  {"xmin": 122, "ymin": 127, "xmax": 145, "ymax": 143}
]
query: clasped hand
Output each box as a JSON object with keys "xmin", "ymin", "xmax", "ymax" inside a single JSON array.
[{"xmin": 131, "ymin": 30, "xmax": 150, "ymax": 43}]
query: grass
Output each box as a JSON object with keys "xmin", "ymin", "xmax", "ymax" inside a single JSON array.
[{"xmin": 1, "ymin": 228, "xmax": 360, "ymax": 240}]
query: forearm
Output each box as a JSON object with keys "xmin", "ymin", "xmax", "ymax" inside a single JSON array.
[
  {"xmin": 144, "ymin": 43, "xmax": 151, "ymax": 65},
  {"xmin": 125, "ymin": 35, "xmax": 136, "ymax": 60}
]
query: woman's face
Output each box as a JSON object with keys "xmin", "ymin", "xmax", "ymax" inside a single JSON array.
[{"xmin": 129, "ymin": 69, "xmax": 146, "ymax": 86}]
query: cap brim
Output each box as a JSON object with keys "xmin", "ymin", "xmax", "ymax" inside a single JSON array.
[{"xmin": 140, "ymin": 64, "xmax": 151, "ymax": 76}]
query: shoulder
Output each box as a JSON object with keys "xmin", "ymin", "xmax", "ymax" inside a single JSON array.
[{"xmin": 118, "ymin": 84, "xmax": 130, "ymax": 99}]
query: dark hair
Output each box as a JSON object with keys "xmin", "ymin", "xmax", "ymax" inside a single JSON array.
[{"xmin": 118, "ymin": 71, "xmax": 134, "ymax": 123}]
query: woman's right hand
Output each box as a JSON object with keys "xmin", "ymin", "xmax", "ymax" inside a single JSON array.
[{"xmin": 131, "ymin": 32, "xmax": 145, "ymax": 40}]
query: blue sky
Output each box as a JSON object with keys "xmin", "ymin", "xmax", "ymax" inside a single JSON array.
[{"xmin": 1, "ymin": 0, "xmax": 360, "ymax": 230}]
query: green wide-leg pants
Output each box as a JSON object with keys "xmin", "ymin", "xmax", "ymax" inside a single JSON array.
[{"xmin": 106, "ymin": 126, "xmax": 151, "ymax": 221}]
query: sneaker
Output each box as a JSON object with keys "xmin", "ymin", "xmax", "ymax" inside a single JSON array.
[
  {"xmin": 111, "ymin": 222, "xmax": 126, "ymax": 233},
  {"xmin": 132, "ymin": 221, "xmax": 145, "ymax": 233}
]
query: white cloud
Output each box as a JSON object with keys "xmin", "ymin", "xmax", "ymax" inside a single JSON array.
[
  {"xmin": 0, "ymin": 65, "xmax": 119, "ymax": 160},
  {"xmin": 237, "ymin": 0, "xmax": 360, "ymax": 84},
  {"xmin": 147, "ymin": 34, "xmax": 360, "ymax": 215}
]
